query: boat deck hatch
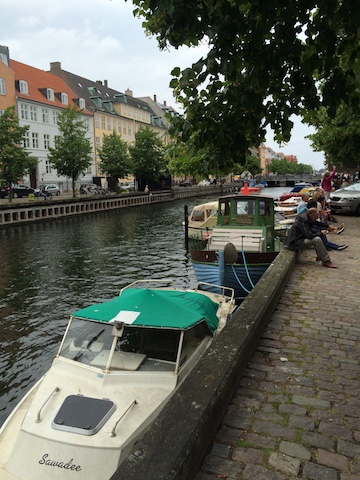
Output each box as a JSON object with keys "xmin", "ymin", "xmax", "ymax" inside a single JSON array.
[{"xmin": 52, "ymin": 394, "xmax": 116, "ymax": 435}]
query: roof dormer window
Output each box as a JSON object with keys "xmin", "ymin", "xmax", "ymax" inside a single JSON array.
[
  {"xmin": 19, "ymin": 80, "xmax": 28, "ymax": 95},
  {"xmin": 47, "ymin": 88, "xmax": 54, "ymax": 101},
  {"xmin": 79, "ymin": 98, "xmax": 86, "ymax": 109},
  {"xmin": 61, "ymin": 93, "xmax": 68, "ymax": 105}
]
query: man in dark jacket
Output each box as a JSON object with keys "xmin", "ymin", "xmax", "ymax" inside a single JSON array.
[{"xmin": 284, "ymin": 208, "xmax": 337, "ymax": 268}]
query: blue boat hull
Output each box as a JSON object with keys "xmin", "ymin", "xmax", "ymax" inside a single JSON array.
[{"xmin": 191, "ymin": 250, "xmax": 278, "ymax": 298}]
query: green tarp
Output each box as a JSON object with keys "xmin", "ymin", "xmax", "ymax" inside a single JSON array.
[{"xmin": 72, "ymin": 289, "xmax": 220, "ymax": 334}]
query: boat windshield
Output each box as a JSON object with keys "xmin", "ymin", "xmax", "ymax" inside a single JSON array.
[{"xmin": 59, "ymin": 318, "xmax": 210, "ymax": 372}]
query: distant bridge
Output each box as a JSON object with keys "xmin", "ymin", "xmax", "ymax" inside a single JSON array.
[{"xmin": 257, "ymin": 174, "xmax": 321, "ymax": 187}]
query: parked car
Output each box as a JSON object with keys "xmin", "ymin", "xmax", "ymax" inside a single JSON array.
[
  {"xmin": 330, "ymin": 182, "xmax": 360, "ymax": 215},
  {"xmin": 120, "ymin": 182, "xmax": 135, "ymax": 191},
  {"xmin": 0, "ymin": 184, "xmax": 35, "ymax": 198},
  {"xmin": 80, "ymin": 183, "xmax": 101, "ymax": 194},
  {"xmin": 35, "ymin": 184, "xmax": 61, "ymax": 196},
  {"xmin": 198, "ymin": 179, "xmax": 210, "ymax": 186},
  {"xmin": 179, "ymin": 180, "xmax": 192, "ymax": 187}
]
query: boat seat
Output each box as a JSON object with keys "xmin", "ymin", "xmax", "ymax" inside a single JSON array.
[
  {"xmin": 91, "ymin": 350, "xmax": 146, "ymax": 370},
  {"xmin": 209, "ymin": 228, "xmax": 265, "ymax": 252}
]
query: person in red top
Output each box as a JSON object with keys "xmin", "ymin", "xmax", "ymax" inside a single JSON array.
[{"xmin": 321, "ymin": 165, "xmax": 337, "ymax": 201}]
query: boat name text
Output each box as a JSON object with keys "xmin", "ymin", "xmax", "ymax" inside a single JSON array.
[{"xmin": 39, "ymin": 454, "xmax": 82, "ymax": 471}]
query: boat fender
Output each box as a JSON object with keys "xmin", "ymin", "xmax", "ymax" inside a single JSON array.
[{"xmin": 224, "ymin": 243, "xmax": 238, "ymax": 264}]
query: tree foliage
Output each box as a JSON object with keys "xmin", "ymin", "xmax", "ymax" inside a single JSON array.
[
  {"xmin": 130, "ymin": 0, "xmax": 360, "ymax": 167},
  {"xmin": 267, "ymin": 158, "xmax": 313, "ymax": 175},
  {"xmin": 48, "ymin": 106, "xmax": 92, "ymax": 197},
  {"xmin": 307, "ymin": 103, "xmax": 360, "ymax": 169},
  {"xmin": 98, "ymin": 131, "xmax": 132, "ymax": 185},
  {"xmin": 0, "ymin": 106, "xmax": 37, "ymax": 202},
  {"xmin": 130, "ymin": 127, "xmax": 166, "ymax": 184}
]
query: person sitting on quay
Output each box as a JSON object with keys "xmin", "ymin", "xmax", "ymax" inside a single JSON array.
[
  {"xmin": 297, "ymin": 192, "xmax": 310, "ymax": 214},
  {"xmin": 284, "ymin": 207, "xmax": 338, "ymax": 268}
]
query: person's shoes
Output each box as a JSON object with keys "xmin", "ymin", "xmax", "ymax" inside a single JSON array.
[
  {"xmin": 323, "ymin": 261, "xmax": 337, "ymax": 268},
  {"xmin": 336, "ymin": 226, "xmax": 345, "ymax": 234},
  {"xmin": 315, "ymin": 255, "xmax": 321, "ymax": 261},
  {"xmin": 337, "ymin": 244, "xmax": 348, "ymax": 250}
]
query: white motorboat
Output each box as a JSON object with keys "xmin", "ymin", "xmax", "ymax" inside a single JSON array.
[
  {"xmin": 184, "ymin": 200, "xmax": 218, "ymax": 238},
  {"xmin": 0, "ymin": 279, "xmax": 235, "ymax": 480}
]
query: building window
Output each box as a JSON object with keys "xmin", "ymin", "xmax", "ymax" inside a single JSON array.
[
  {"xmin": 83, "ymin": 117, "xmax": 90, "ymax": 130},
  {"xmin": 45, "ymin": 160, "xmax": 52, "ymax": 174},
  {"xmin": 107, "ymin": 118, "xmax": 111, "ymax": 130},
  {"xmin": 79, "ymin": 98, "xmax": 86, "ymax": 109},
  {"xmin": 53, "ymin": 110, "xmax": 59, "ymax": 125},
  {"xmin": 95, "ymin": 115, "xmax": 100, "ymax": 128},
  {"xmin": 32, "ymin": 132, "xmax": 39, "ymax": 149},
  {"xmin": 118, "ymin": 120, "xmax": 121, "ymax": 133},
  {"xmin": 123, "ymin": 122, "xmax": 126, "ymax": 135},
  {"xmin": 0, "ymin": 78, "xmax": 5, "ymax": 95},
  {"xmin": 128, "ymin": 123, "xmax": 131, "ymax": 135},
  {"xmin": 20, "ymin": 103, "xmax": 28, "ymax": 120},
  {"xmin": 61, "ymin": 93, "xmax": 68, "ymax": 105},
  {"xmin": 96, "ymin": 136, "xmax": 101, "ymax": 150},
  {"xmin": 113, "ymin": 119, "xmax": 116, "ymax": 131},
  {"xmin": 23, "ymin": 131, "xmax": 30, "ymax": 148},
  {"xmin": 30, "ymin": 105, "xmax": 37, "ymax": 121},
  {"xmin": 19, "ymin": 80, "xmax": 28, "ymax": 94},
  {"xmin": 101, "ymin": 116, "xmax": 106, "ymax": 130},
  {"xmin": 47, "ymin": 88, "xmax": 54, "ymax": 101},
  {"xmin": 44, "ymin": 134, "xmax": 50, "ymax": 149},
  {"xmin": 42, "ymin": 108, "xmax": 49, "ymax": 123}
]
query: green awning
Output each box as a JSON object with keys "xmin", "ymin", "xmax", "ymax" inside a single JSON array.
[{"xmin": 72, "ymin": 289, "xmax": 220, "ymax": 334}]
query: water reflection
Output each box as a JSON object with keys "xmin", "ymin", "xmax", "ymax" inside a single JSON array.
[{"xmin": 0, "ymin": 198, "xmax": 199, "ymax": 426}]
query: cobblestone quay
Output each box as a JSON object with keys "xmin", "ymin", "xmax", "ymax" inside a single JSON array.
[{"xmin": 196, "ymin": 214, "xmax": 360, "ymax": 480}]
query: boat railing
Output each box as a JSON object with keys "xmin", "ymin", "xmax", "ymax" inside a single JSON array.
[
  {"xmin": 119, "ymin": 279, "xmax": 177, "ymax": 294},
  {"xmin": 36, "ymin": 386, "xmax": 60, "ymax": 423},
  {"xmin": 194, "ymin": 282, "xmax": 235, "ymax": 303},
  {"xmin": 110, "ymin": 399, "xmax": 138, "ymax": 437}
]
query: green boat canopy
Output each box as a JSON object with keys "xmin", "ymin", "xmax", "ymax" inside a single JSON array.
[{"xmin": 72, "ymin": 289, "xmax": 220, "ymax": 334}]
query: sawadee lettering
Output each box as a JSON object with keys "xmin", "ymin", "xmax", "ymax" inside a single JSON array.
[{"xmin": 39, "ymin": 454, "xmax": 82, "ymax": 471}]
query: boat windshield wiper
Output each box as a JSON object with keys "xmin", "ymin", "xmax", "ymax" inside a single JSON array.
[{"xmin": 73, "ymin": 328, "xmax": 105, "ymax": 361}]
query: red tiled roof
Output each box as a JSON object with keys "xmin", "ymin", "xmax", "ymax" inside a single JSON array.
[{"xmin": 10, "ymin": 59, "xmax": 91, "ymax": 115}]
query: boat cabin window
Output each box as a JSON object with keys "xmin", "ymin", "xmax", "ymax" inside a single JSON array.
[
  {"xmin": 59, "ymin": 318, "xmax": 113, "ymax": 365},
  {"xmin": 236, "ymin": 199, "xmax": 255, "ymax": 215},
  {"xmin": 59, "ymin": 317, "xmax": 211, "ymax": 372}
]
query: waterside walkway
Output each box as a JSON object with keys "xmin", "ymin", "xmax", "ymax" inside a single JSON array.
[
  {"xmin": 196, "ymin": 214, "xmax": 360, "ymax": 480},
  {"xmin": 114, "ymin": 214, "xmax": 360, "ymax": 480}
]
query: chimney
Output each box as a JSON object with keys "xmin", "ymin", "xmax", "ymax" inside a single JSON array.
[
  {"xmin": 125, "ymin": 88, "xmax": 133, "ymax": 97},
  {"xmin": 104, "ymin": 80, "xmax": 108, "ymax": 88},
  {"xmin": 164, "ymin": 100, "xmax": 167, "ymax": 106},
  {"xmin": 96, "ymin": 80, "xmax": 102, "ymax": 85},
  {"xmin": 50, "ymin": 62, "xmax": 61, "ymax": 74},
  {"xmin": 154, "ymin": 94, "xmax": 157, "ymax": 102}
]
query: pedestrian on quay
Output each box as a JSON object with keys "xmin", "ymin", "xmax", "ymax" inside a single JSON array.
[
  {"xmin": 321, "ymin": 165, "xmax": 337, "ymax": 201},
  {"xmin": 284, "ymin": 207, "xmax": 337, "ymax": 268}
]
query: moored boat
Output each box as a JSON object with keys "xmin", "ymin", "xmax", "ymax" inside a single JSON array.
[
  {"xmin": 0, "ymin": 279, "xmax": 235, "ymax": 480},
  {"xmin": 190, "ymin": 194, "xmax": 281, "ymax": 299},
  {"xmin": 184, "ymin": 200, "xmax": 218, "ymax": 238}
]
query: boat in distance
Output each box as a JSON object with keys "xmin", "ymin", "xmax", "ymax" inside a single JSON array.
[
  {"xmin": 190, "ymin": 193, "xmax": 281, "ymax": 299},
  {"xmin": 0, "ymin": 279, "xmax": 235, "ymax": 480},
  {"xmin": 184, "ymin": 200, "xmax": 218, "ymax": 238}
]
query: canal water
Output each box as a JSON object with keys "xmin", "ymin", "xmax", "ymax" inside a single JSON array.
[{"xmin": 0, "ymin": 187, "xmax": 286, "ymax": 427}]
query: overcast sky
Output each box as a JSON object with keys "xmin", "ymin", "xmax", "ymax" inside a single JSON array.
[{"xmin": 1, "ymin": 0, "xmax": 325, "ymax": 170}]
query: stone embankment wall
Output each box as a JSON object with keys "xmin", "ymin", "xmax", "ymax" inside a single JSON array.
[{"xmin": 0, "ymin": 186, "xmax": 228, "ymax": 227}]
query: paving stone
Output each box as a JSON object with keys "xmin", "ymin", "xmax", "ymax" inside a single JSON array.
[
  {"xmin": 268, "ymin": 452, "xmax": 301, "ymax": 476},
  {"xmin": 279, "ymin": 440, "xmax": 311, "ymax": 460},
  {"xmin": 197, "ymin": 216, "xmax": 360, "ymax": 480},
  {"xmin": 302, "ymin": 462, "xmax": 338, "ymax": 480},
  {"xmin": 317, "ymin": 448, "xmax": 349, "ymax": 471}
]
